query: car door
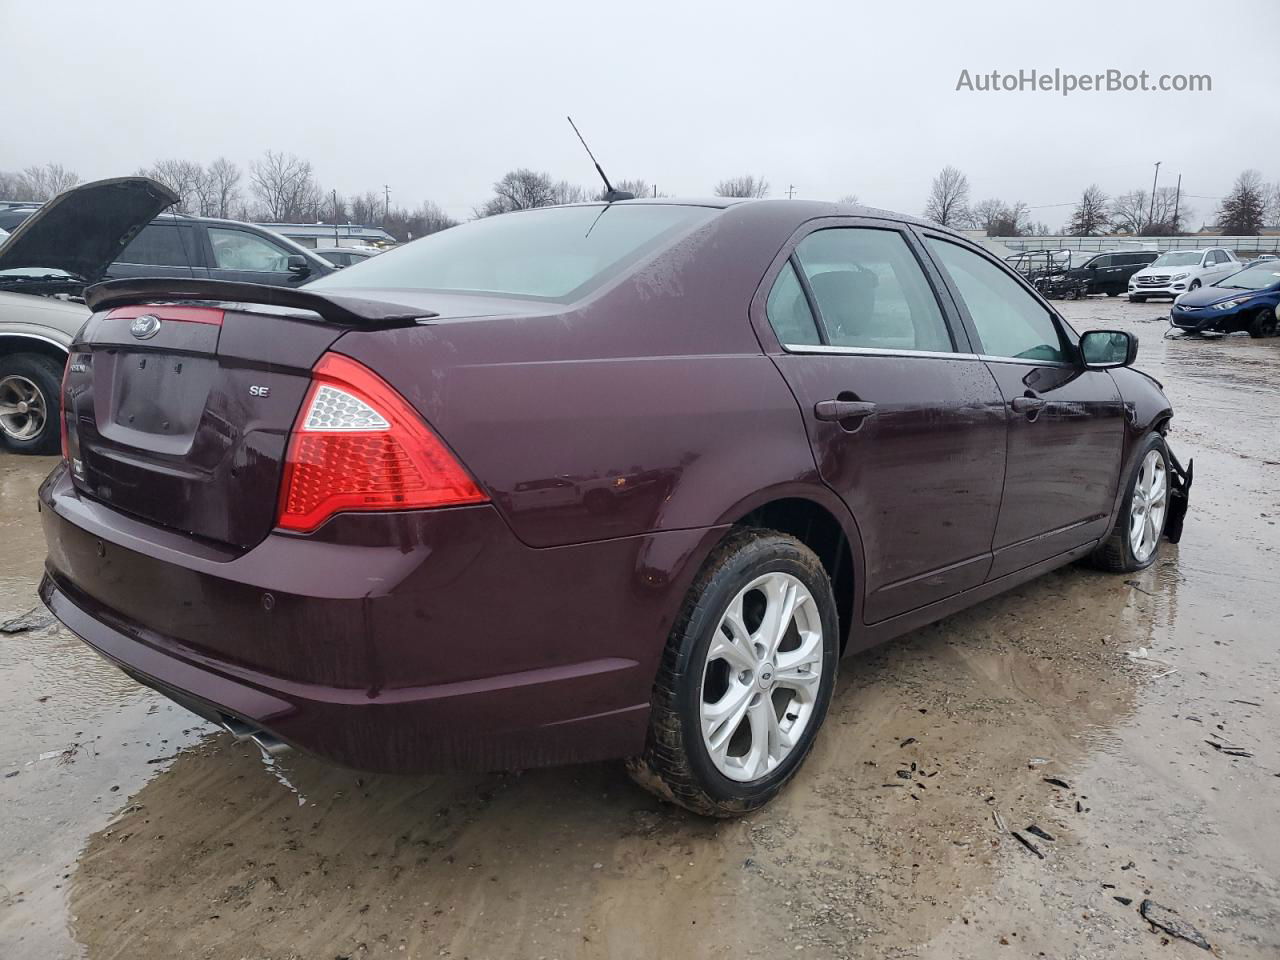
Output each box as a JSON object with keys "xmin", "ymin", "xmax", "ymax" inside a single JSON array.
[
  {"xmin": 104, "ymin": 221, "xmax": 208, "ymax": 281},
  {"xmin": 1086, "ymin": 254, "xmax": 1115, "ymax": 293},
  {"xmin": 920, "ymin": 233, "xmax": 1126, "ymax": 579},
  {"xmin": 759, "ymin": 221, "xmax": 1008, "ymax": 623},
  {"xmin": 203, "ymin": 225, "xmax": 311, "ymax": 287}
]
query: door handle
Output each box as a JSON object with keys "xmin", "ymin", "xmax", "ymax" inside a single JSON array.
[
  {"xmin": 1010, "ymin": 395, "xmax": 1047, "ymax": 415},
  {"xmin": 814, "ymin": 399, "xmax": 878, "ymax": 422}
]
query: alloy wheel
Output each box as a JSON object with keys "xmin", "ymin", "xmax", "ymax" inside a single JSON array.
[
  {"xmin": 1128, "ymin": 449, "xmax": 1168, "ymax": 563},
  {"xmin": 0, "ymin": 375, "xmax": 47, "ymax": 442},
  {"xmin": 699, "ymin": 571, "xmax": 824, "ymax": 782}
]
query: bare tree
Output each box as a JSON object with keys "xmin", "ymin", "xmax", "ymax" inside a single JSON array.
[
  {"xmin": 594, "ymin": 179, "xmax": 660, "ymax": 200},
  {"xmin": 206, "ymin": 157, "xmax": 242, "ymax": 219},
  {"xmin": 1068, "ymin": 185, "xmax": 1110, "ymax": 236},
  {"xmin": 923, "ymin": 166, "xmax": 970, "ymax": 227},
  {"xmin": 249, "ymin": 151, "xmax": 321, "ymax": 222},
  {"xmin": 1109, "ymin": 190, "xmax": 1149, "ymax": 235},
  {"xmin": 0, "ymin": 171, "xmax": 39, "ymax": 201},
  {"xmin": 551, "ymin": 181, "xmax": 592, "ymax": 205},
  {"xmin": 350, "ymin": 191, "xmax": 385, "ymax": 226},
  {"xmin": 138, "ymin": 159, "xmax": 206, "ymax": 214},
  {"xmin": 714, "ymin": 175, "xmax": 769, "ymax": 198},
  {"xmin": 476, "ymin": 169, "xmax": 558, "ymax": 217},
  {"xmin": 383, "ymin": 201, "xmax": 458, "ymax": 241},
  {"xmin": 968, "ymin": 198, "xmax": 1035, "ymax": 236},
  {"xmin": 1216, "ymin": 170, "xmax": 1267, "ymax": 235},
  {"xmin": 1264, "ymin": 181, "xmax": 1280, "ymax": 227},
  {"xmin": 19, "ymin": 162, "xmax": 81, "ymax": 200},
  {"xmin": 838, "ymin": 193, "xmax": 860, "ymax": 205}
]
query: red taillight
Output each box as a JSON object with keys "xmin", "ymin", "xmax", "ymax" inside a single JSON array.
[
  {"xmin": 106, "ymin": 305, "xmax": 225, "ymax": 325},
  {"xmin": 277, "ymin": 353, "xmax": 486, "ymax": 532}
]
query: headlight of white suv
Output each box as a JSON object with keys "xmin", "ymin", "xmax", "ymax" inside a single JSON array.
[{"xmin": 1171, "ymin": 273, "xmax": 1189, "ymax": 281}]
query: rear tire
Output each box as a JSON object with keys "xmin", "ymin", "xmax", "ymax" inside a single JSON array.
[
  {"xmin": 1089, "ymin": 433, "xmax": 1170, "ymax": 573},
  {"xmin": 1106, "ymin": 291, "xmax": 1120, "ymax": 297},
  {"xmin": 1248, "ymin": 307, "xmax": 1278, "ymax": 339},
  {"xmin": 0, "ymin": 353, "xmax": 63, "ymax": 455},
  {"xmin": 628, "ymin": 528, "xmax": 839, "ymax": 817}
]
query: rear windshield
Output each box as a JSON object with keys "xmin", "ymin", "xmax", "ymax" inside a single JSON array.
[{"xmin": 308, "ymin": 204, "xmax": 716, "ymax": 300}]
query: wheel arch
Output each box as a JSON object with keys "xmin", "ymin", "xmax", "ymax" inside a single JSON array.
[
  {"xmin": 0, "ymin": 332, "xmax": 70, "ymax": 366},
  {"xmin": 715, "ymin": 485, "xmax": 865, "ymax": 655}
]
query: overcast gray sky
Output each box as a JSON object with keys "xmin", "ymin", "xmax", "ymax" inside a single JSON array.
[{"xmin": 3, "ymin": 0, "xmax": 1277, "ymax": 229}]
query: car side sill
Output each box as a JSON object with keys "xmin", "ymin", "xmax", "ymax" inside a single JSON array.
[{"xmin": 849, "ymin": 540, "xmax": 1098, "ymax": 656}]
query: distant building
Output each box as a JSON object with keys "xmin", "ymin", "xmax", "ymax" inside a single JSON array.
[{"xmin": 259, "ymin": 222, "xmax": 396, "ymax": 249}]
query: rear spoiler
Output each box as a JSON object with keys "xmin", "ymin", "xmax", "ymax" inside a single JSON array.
[{"xmin": 84, "ymin": 278, "xmax": 438, "ymax": 327}]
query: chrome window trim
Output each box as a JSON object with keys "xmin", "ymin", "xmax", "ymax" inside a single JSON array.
[
  {"xmin": 779, "ymin": 342, "xmax": 1077, "ymax": 368},
  {"xmin": 780, "ymin": 343, "xmax": 976, "ymax": 361}
]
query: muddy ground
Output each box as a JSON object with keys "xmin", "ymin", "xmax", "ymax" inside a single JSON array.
[{"xmin": 1, "ymin": 297, "xmax": 1277, "ymax": 959}]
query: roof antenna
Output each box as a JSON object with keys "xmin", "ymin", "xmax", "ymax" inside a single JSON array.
[{"xmin": 567, "ymin": 116, "xmax": 634, "ymax": 202}]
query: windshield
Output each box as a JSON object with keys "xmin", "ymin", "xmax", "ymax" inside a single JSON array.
[
  {"xmin": 1151, "ymin": 252, "xmax": 1203, "ymax": 267},
  {"xmin": 0, "ymin": 266, "xmax": 77, "ymax": 280},
  {"xmin": 1216, "ymin": 265, "xmax": 1280, "ymax": 290},
  {"xmin": 308, "ymin": 204, "xmax": 717, "ymax": 300}
]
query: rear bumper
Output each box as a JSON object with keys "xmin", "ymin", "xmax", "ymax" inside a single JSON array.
[{"xmin": 39, "ymin": 465, "xmax": 715, "ymax": 772}]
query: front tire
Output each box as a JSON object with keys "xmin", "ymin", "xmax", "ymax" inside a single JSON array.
[
  {"xmin": 628, "ymin": 528, "xmax": 839, "ymax": 817},
  {"xmin": 1189, "ymin": 280, "xmax": 1201, "ymax": 291},
  {"xmin": 1248, "ymin": 306, "xmax": 1278, "ymax": 338},
  {"xmin": 0, "ymin": 353, "xmax": 64, "ymax": 455},
  {"xmin": 1090, "ymin": 433, "xmax": 1170, "ymax": 573}
]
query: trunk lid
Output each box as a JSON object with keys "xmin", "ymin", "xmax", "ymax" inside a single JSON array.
[{"xmin": 66, "ymin": 305, "xmax": 347, "ymax": 549}]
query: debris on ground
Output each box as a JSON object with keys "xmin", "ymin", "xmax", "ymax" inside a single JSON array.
[
  {"xmin": 1204, "ymin": 740, "xmax": 1254, "ymax": 758},
  {"xmin": 1027, "ymin": 757, "xmax": 1052, "ymax": 767},
  {"xmin": 1139, "ymin": 899, "xmax": 1213, "ymax": 951},
  {"xmin": 1123, "ymin": 580, "xmax": 1159, "ymax": 597},
  {"xmin": 1010, "ymin": 831, "xmax": 1045, "ymax": 859},
  {"xmin": 1024, "ymin": 824, "xmax": 1055, "ymax": 842},
  {"xmin": 1114, "ymin": 896, "xmax": 1133, "ymax": 906},
  {"xmin": 992, "ymin": 809, "xmax": 1006, "ymax": 833},
  {"xmin": 899, "ymin": 737, "xmax": 917, "ymax": 747},
  {"xmin": 1043, "ymin": 777, "xmax": 1072, "ymax": 789},
  {"xmin": 0, "ymin": 608, "xmax": 54, "ymax": 635}
]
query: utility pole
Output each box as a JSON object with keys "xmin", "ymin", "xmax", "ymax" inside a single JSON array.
[
  {"xmin": 1172, "ymin": 174, "xmax": 1182, "ymax": 234},
  {"xmin": 332, "ymin": 189, "xmax": 340, "ymax": 245},
  {"xmin": 383, "ymin": 184, "xmax": 391, "ymax": 223},
  {"xmin": 786, "ymin": 184, "xmax": 797, "ymax": 199},
  {"xmin": 1146, "ymin": 161, "xmax": 1161, "ymax": 233}
]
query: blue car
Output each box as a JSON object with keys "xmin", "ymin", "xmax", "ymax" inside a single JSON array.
[{"xmin": 1171, "ymin": 261, "xmax": 1280, "ymax": 338}]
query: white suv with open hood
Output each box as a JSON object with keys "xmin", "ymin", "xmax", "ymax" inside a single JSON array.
[{"xmin": 1128, "ymin": 247, "xmax": 1240, "ymax": 301}]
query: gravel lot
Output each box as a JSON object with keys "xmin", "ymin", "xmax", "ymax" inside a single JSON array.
[{"xmin": 1, "ymin": 296, "xmax": 1277, "ymax": 959}]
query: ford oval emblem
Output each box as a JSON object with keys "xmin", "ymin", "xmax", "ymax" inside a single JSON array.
[{"xmin": 130, "ymin": 314, "xmax": 162, "ymax": 340}]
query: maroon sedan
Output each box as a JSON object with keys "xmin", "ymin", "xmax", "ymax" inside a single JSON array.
[{"xmin": 39, "ymin": 198, "xmax": 1187, "ymax": 816}]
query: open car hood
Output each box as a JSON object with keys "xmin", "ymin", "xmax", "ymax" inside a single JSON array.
[{"xmin": 0, "ymin": 177, "xmax": 178, "ymax": 284}]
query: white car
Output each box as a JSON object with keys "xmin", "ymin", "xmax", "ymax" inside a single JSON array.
[{"xmin": 1128, "ymin": 247, "xmax": 1240, "ymax": 302}]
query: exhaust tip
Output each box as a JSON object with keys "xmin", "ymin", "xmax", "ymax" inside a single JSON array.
[{"xmin": 219, "ymin": 715, "xmax": 291, "ymax": 757}]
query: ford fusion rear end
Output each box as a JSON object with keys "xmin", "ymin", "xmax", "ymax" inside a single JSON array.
[{"xmin": 38, "ymin": 203, "xmax": 739, "ymax": 773}]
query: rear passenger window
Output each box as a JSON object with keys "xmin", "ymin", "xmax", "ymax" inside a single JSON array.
[
  {"xmin": 117, "ymin": 224, "xmax": 190, "ymax": 266},
  {"xmin": 793, "ymin": 228, "xmax": 953, "ymax": 352},
  {"xmin": 926, "ymin": 238, "xmax": 1069, "ymax": 363},
  {"xmin": 765, "ymin": 261, "xmax": 822, "ymax": 346}
]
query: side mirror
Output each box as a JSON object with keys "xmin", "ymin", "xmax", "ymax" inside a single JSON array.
[
  {"xmin": 287, "ymin": 255, "xmax": 311, "ymax": 276},
  {"xmin": 1080, "ymin": 330, "xmax": 1137, "ymax": 368}
]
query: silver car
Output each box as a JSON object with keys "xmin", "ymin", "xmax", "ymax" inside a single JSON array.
[{"xmin": 0, "ymin": 177, "xmax": 176, "ymax": 452}]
